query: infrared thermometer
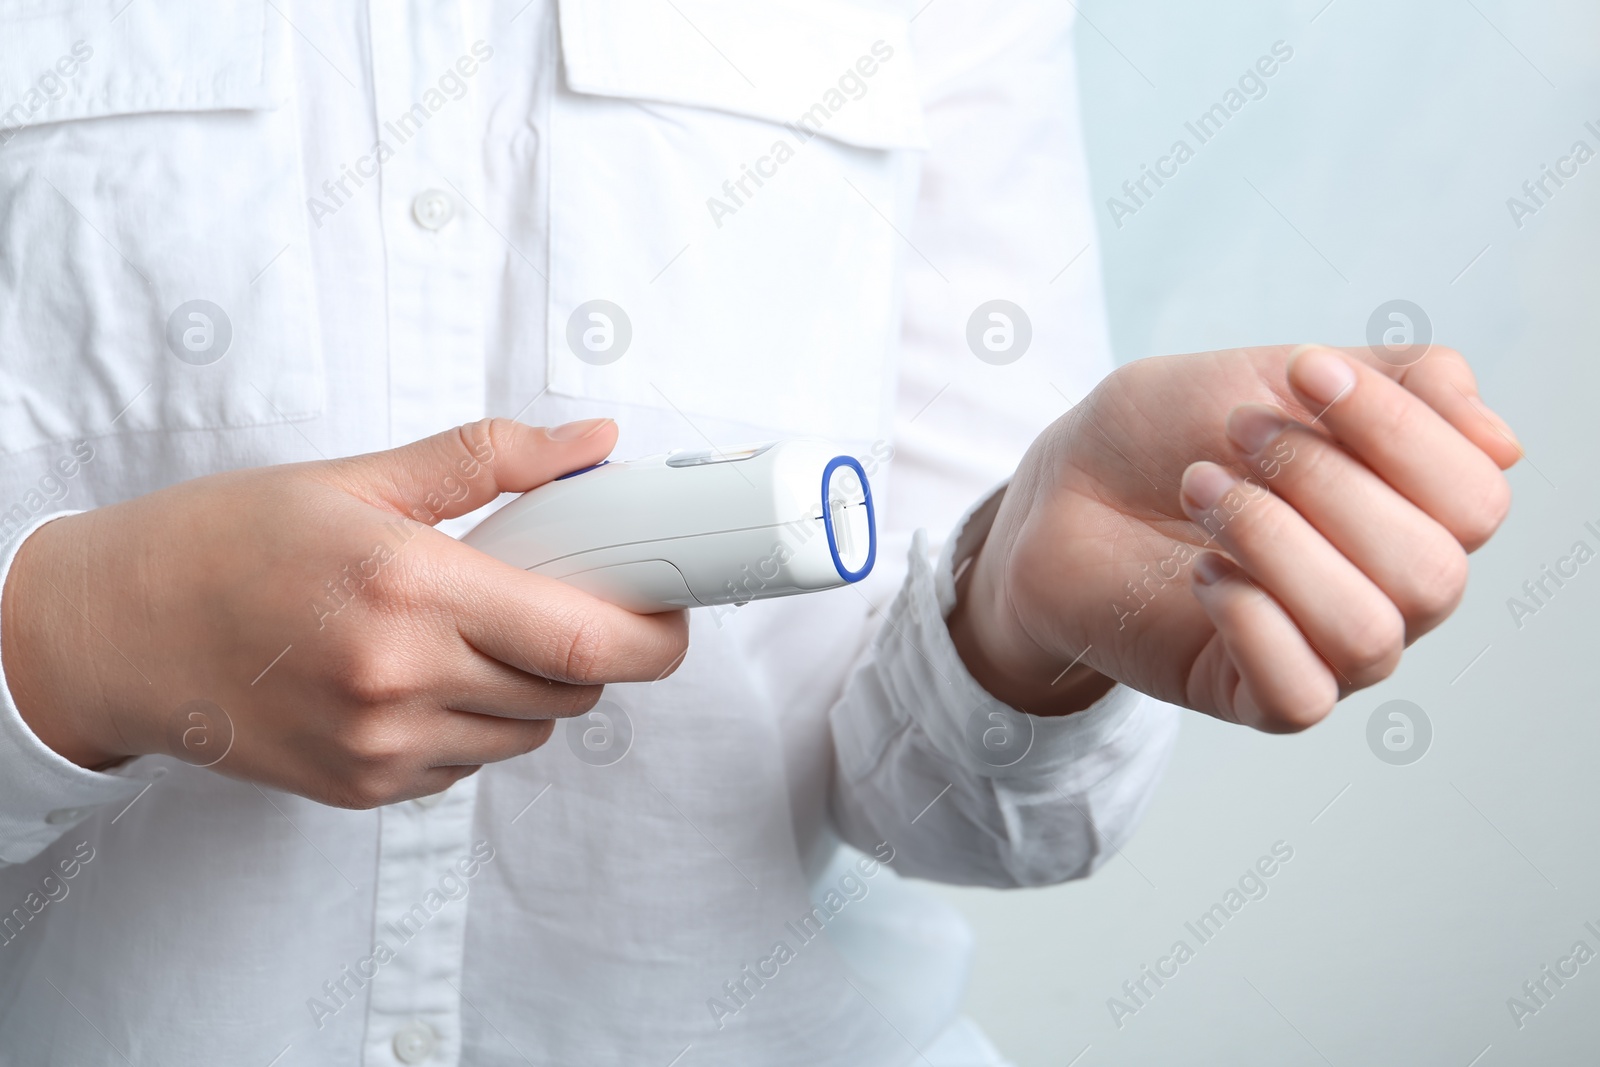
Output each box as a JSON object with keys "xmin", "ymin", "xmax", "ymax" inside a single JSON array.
[{"xmin": 461, "ymin": 439, "xmax": 876, "ymax": 613}]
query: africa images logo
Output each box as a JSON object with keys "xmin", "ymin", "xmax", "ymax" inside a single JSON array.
[
  {"xmin": 1104, "ymin": 41, "xmax": 1294, "ymax": 229},
  {"xmin": 703, "ymin": 41, "xmax": 897, "ymax": 228}
]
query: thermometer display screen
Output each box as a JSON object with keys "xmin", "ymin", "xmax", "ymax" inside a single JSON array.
[{"xmin": 665, "ymin": 443, "xmax": 775, "ymax": 467}]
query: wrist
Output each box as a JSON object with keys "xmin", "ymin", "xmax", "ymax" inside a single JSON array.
[
  {"xmin": 945, "ymin": 511, "xmax": 1116, "ymax": 717},
  {"xmin": 1, "ymin": 513, "xmax": 134, "ymax": 769}
]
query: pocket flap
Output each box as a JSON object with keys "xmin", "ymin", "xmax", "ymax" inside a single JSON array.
[
  {"xmin": 556, "ymin": 0, "xmax": 926, "ymax": 150},
  {"xmin": 0, "ymin": 0, "xmax": 285, "ymax": 137}
]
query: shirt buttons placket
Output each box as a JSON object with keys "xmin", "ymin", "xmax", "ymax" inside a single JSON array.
[
  {"xmin": 391, "ymin": 1020, "xmax": 438, "ymax": 1064},
  {"xmin": 410, "ymin": 189, "xmax": 455, "ymax": 231}
]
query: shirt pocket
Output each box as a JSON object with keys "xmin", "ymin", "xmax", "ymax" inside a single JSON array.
[
  {"xmin": 548, "ymin": 0, "xmax": 925, "ymax": 444},
  {"xmin": 0, "ymin": 1, "xmax": 322, "ymax": 457}
]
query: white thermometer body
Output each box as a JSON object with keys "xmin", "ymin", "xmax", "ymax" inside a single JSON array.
[{"xmin": 460, "ymin": 439, "xmax": 877, "ymax": 613}]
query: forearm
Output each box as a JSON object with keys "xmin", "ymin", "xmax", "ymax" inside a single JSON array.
[
  {"xmin": 0, "ymin": 510, "xmax": 130, "ymax": 770},
  {"xmin": 0, "ymin": 509, "xmax": 155, "ymax": 865}
]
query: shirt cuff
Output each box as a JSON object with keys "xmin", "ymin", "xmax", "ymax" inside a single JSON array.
[
  {"xmin": 0, "ymin": 509, "xmax": 154, "ymax": 865},
  {"xmin": 873, "ymin": 481, "xmax": 1146, "ymax": 783}
]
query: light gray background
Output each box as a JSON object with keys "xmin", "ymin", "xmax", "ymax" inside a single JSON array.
[{"xmin": 929, "ymin": 1, "xmax": 1600, "ymax": 1063}]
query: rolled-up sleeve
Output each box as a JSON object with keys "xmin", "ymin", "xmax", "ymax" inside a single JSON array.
[{"xmin": 828, "ymin": 486, "xmax": 1180, "ymax": 887}]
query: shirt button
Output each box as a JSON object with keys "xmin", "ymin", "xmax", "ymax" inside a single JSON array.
[
  {"xmin": 411, "ymin": 189, "xmax": 455, "ymax": 231},
  {"xmin": 45, "ymin": 807, "xmax": 88, "ymax": 825},
  {"xmin": 412, "ymin": 789, "xmax": 447, "ymax": 810},
  {"xmin": 392, "ymin": 1021, "xmax": 438, "ymax": 1064}
]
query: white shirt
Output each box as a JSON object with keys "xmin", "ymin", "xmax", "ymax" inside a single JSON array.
[{"xmin": 0, "ymin": 1, "xmax": 1180, "ymax": 1064}]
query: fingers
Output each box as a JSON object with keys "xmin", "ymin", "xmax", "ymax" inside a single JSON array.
[
  {"xmin": 1391, "ymin": 348, "xmax": 1522, "ymax": 470},
  {"xmin": 1225, "ymin": 405, "xmax": 1468, "ymax": 638},
  {"xmin": 1337, "ymin": 343, "xmax": 1522, "ymax": 470},
  {"xmin": 1286, "ymin": 347, "xmax": 1511, "ymax": 550},
  {"xmin": 452, "ymin": 552, "xmax": 690, "ymax": 685},
  {"xmin": 309, "ymin": 710, "xmax": 545, "ymax": 809},
  {"xmin": 325, "ymin": 417, "xmax": 619, "ymax": 524},
  {"xmin": 444, "ymin": 644, "xmax": 604, "ymax": 719},
  {"xmin": 411, "ymin": 765, "xmax": 484, "ymax": 799},
  {"xmin": 1188, "ymin": 553, "xmax": 1339, "ymax": 731},
  {"xmin": 428, "ymin": 713, "xmax": 557, "ymax": 768},
  {"xmin": 1181, "ymin": 460, "xmax": 1404, "ymax": 695},
  {"xmin": 326, "ymin": 715, "xmax": 550, "ymax": 803}
]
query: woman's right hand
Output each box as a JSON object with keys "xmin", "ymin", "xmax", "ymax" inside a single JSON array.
[{"xmin": 0, "ymin": 418, "xmax": 688, "ymax": 808}]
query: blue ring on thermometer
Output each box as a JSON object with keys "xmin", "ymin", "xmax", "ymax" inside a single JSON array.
[{"xmin": 820, "ymin": 455, "xmax": 877, "ymax": 583}]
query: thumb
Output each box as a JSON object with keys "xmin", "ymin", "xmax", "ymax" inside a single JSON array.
[{"xmin": 325, "ymin": 417, "xmax": 617, "ymax": 525}]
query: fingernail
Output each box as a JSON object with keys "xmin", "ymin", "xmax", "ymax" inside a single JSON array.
[
  {"xmin": 1192, "ymin": 552, "xmax": 1233, "ymax": 585},
  {"xmin": 1289, "ymin": 347, "xmax": 1356, "ymax": 407},
  {"xmin": 1472, "ymin": 396, "xmax": 1521, "ymax": 450},
  {"xmin": 1181, "ymin": 461, "xmax": 1236, "ymax": 513},
  {"xmin": 1226, "ymin": 404, "xmax": 1288, "ymax": 456},
  {"xmin": 548, "ymin": 417, "xmax": 612, "ymax": 441}
]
